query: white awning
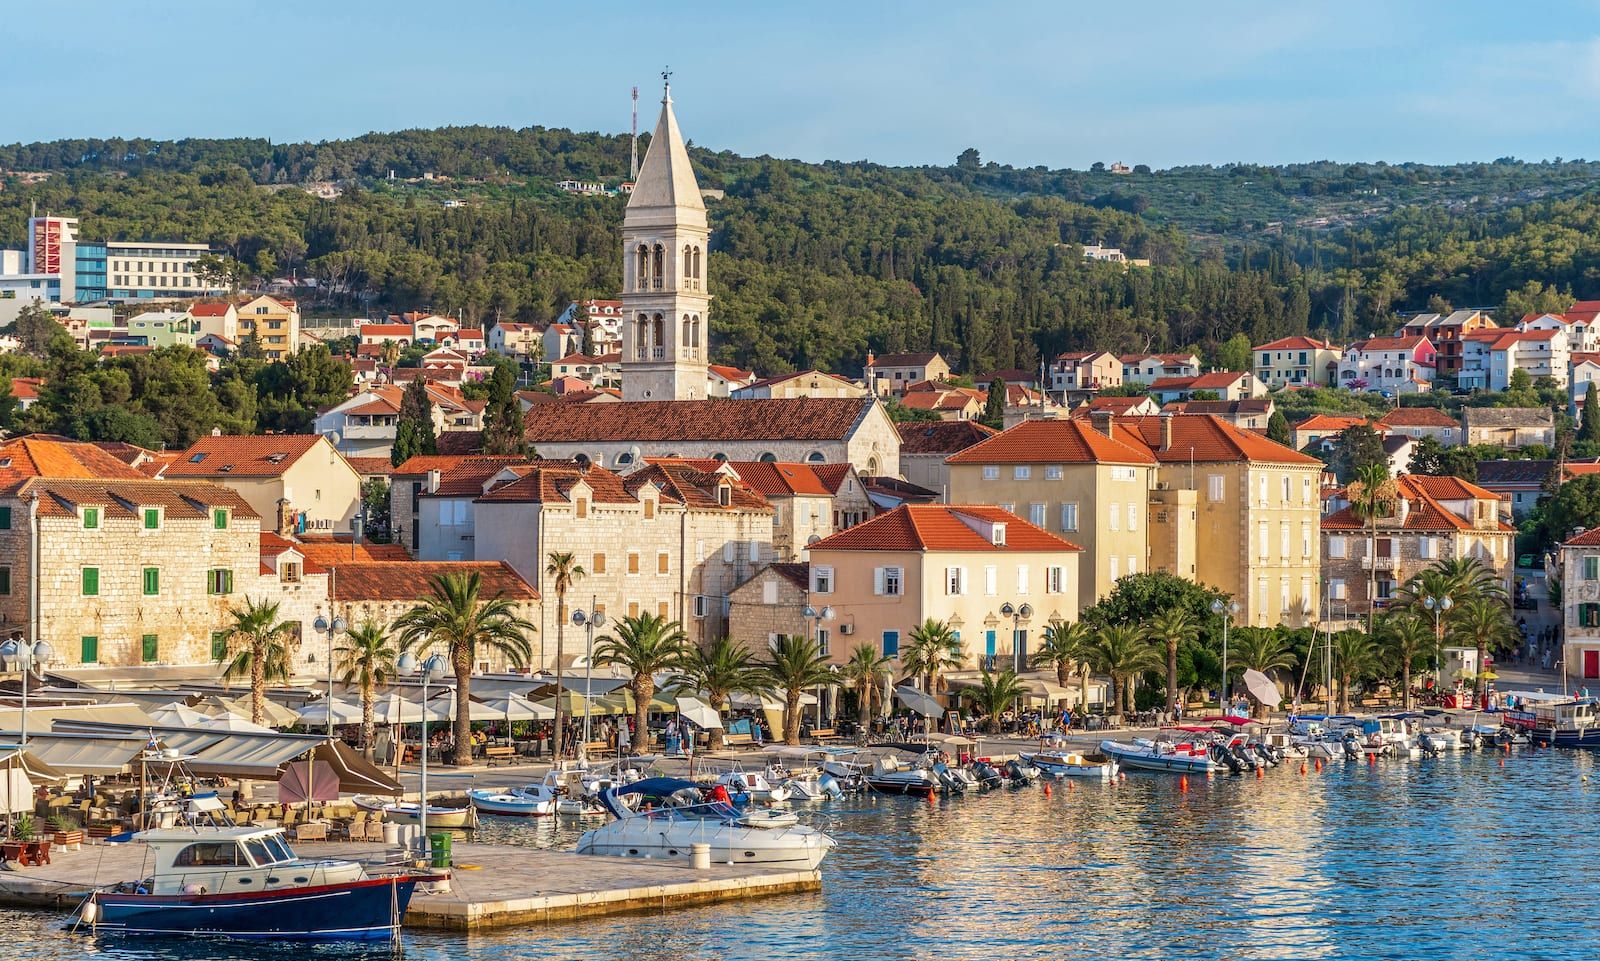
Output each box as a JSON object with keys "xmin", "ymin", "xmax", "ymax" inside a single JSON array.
[
  {"xmin": 297, "ymin": 697, "xmax": 365, "ymax": 725},
  {"xmin": 895, "ymin": 685, "xmax": 944, "ymax": 720},
  {"xmin": 11, "ymin": 733, "xmax": 148, "ymax": 775},
  {"xmin": 676, "ymin": 696, "xmax": 724, "ymax": 730},
  {"xmin": 474, "ymin": 692, "xmax": 554, "ymax": 721}
]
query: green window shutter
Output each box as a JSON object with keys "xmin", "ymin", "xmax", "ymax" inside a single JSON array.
[
  {"xmin": 143, "ymin": 567, "xmax": 159, "ymax": 596},
  {"xmin": 213, "ymin": 508, "xmax": 228, "ymax": 530},
  {"xmin": 211, "ymin": 631, "xmax": 228, "ymax": 661},
  {"xmin": 82, "ymin": 567, "xmax": 99, "ymax": 596},
  {"xmin": 223, "ymin": 570, "xmax": 234, "ymax": 593},
  {"xmin": 143, "ymin": 508, "xmax": 160, "ymax": 529},
  {"xmin": 83, "ymin": 507, "xmax": 99, "ymax": 530},
  {"xmin": 141, "ymin": 634, "xmax": 158, "ymax": 662},
  {"xmin": 0, "ymin": 506, "xmax": 12, "ymax": 529},
  {"xmin": 81, "ymin": 636, "xmax": 98, "ymax": 663}
]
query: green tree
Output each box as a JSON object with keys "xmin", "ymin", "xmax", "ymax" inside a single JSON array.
[
  {"xmin": 481, "ymin": 363, "xmax": 524, "ymax": 455},
  {"xmin": 543, "ymin": 551, "xmax": 585, "ymax": 759},
  {"xmin": 1332, "ymin": 631, "xmax": 1379, "ymax": 712},
  {"xmin": 391, "ymin": 376, "xmax": 437, "ymax": 466},
  {"xmin": 1378, "ymin": 613, "xmax": 1433, "ymax": 710},
  {"xmin": 1448, "ymin": 597, "xmax": 1515, "ymax": 702},
  {"xmin": 360, "ymin": 477, "xmax": 391, "ymax": 541},
  {"xmin": 1032, "ymin": 621, "xmax": 1090, "ymax": 691},
  {"xmin": 218, "ymin": 597, "xmax": 295, "ymax": 726},
  {"xmin": 839, "ymin": 643, "xmax": 892, "ymax": 732},
  {"xmin": 1215, "ymin": 332, "xmax": 1253, "ymax": 372},
  {"xmin": 1085, "ymin": 624, "xmax": 1159, "ymax": 717},
  {"xmin": 1145, "ymin": 607, "xmax": 1200, "ymax": 713},
  {"xmin": 1408, "ymin": 436, "xmax": 1480, "ymax": 480},
  {"xmin": 8, "ymin": 305, "xmax": 72, "ymax": 358},
  {"xmin": 900, "ymin": 618, "xmax": 964, "ymax": 693},
  {"xmin": 1500, "ymin": 279, "xmax": 1570, "ymax": 321},
  {"xmin": 969, "ymin": 668, "xmax": 1027, "ymax": 734},
  {"xmin": 1346, "ymin": 463, "xmax": 1398, "ymax": 632},
  {"xmin": 1540, "ymin": 474, "xmax": 1600, "ymax": 546},
  {"xmin": 1582, "ymin": 382, "xmax": 1600, "ymax": 444},
  {"xmin": 1266, "ymin": 409, "xmax": 1291, "ymax": 446},
  {"xmin": 393, "ymin": 571, "xmax": 536, "ymax": 765},
  {"xmin": 336, "ymin": 620, "xmax": 399, "ymax": 758},
  {"xmin": 673, "ymin": 637, "xmax": 762, "ymax": 752},
  {"xmin": 1330, "ymin": 424, "xmax": 1389, "ymax": 482},
  {"xmin": 956, "ymin": 148, "xmax": 981, "ymax": 169},
  {"xmin": 1227, "ymin": 627, "xmax": 1296, "ymax": 717},
  {"xmin": 595, "ymin": 613, "xmax": 690, "ymax": 753},
  {"xmin": 980, "ymin": 378, "xmax": 1007, "ymax": 428},
  {"xmin": 759, "ymin": 634, "xmax": 834, "ymax": 745}
]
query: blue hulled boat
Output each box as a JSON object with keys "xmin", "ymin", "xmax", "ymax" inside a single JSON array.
[{"xmin": 83, "ymin": 825, "xmax": 439, "ymax": 941}]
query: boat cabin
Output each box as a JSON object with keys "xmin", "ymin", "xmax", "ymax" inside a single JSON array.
[{"xmin": 136, "ymin": 826, "xmax": 363, "ymax": 895}]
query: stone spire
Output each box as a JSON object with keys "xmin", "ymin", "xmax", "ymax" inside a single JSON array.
[{"xmin": 626, "ymin": 81, "xmax": 705, "ymax": 217}]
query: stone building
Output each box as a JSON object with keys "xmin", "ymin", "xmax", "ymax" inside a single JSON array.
[
  {"xmin": 895, "ymin": 421, "xmax": 997, "ymax": 495},
  {"xmin": 521, "ymin": 396, "xmax": 902, "ymax": 476},
  {"xmin": 643, "ymin": 459, "xmax": 871, "ymax": 562},
  {"xmin": 166, "ymin": 434, "xmax": 363, "ymax": 534},
  {"xmin": 726, "ymin": 563, "xmax": 814, "ymax": 651},
  {"xmin": 471, "ymin": 461, "xmax": 775, "ymax": 663},
  {"xmin": 1321, "ymin": 475, "xmax": 1514, "ymax": 617},
  {"xmin": 386, "ymin": 454, "xmax": 541, "ymax": 558}
]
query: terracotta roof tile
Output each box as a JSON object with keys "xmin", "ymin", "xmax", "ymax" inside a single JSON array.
[
  {"xmin": 1254, "ymin": 336, "xmax": 1335, "ymax": 351},
  {"xmin": 166, "ymin": 435, "xmax": 328, "ymax": 478},
  {"xmin": 1564, "ymin": 527, "xmax": 1600, "ymax": 547},
  {"xmin": 392, "ymin": 454, "xmax": 531, "ymax": 476},
  {"xmin": 869, "ymin": 352, "xmax": 941, "ymax": 367},
  {"xmin": 946, "ymin": 418, "xmax": 1157, "ymax": 465},
  {"xmin": 762, "ymin": 562, "xmax": 810, "ymax": 591},
  {"xmin": 0, "ymin": 436, "xmax": 149, "ymax": 493},
  {"xmin": 1292, "ymin": 414, "xmax": 1375, "ymax": 433},
  {"xmin": 810, "ymin": 504, "xmax": 1082, "ymax": 553},
  {"xmin": 331, "ymin": 561, "xmax": 537, "ymax": 601},
  {"xmin": 23, "ymin": 477, "xmax": 259, "ymax": 520},
  {"xmin": 295, "ymin": 540, "xmax": 410, "ymax": 564},
  {"xmin": 345, "ymin": 457, "xmax": 396, "ymax": 476},
  {"xmin": 1378, "ymin": 407, "xmax": 1459, "ymax": 428},
  {"xmin": 521, "ymin": 397, "xmax": 876, "ymax": 444},
  {"xmin": 722, "ymin": 461, "xmax": 833, "ymax": 497},
  {"xmin": 895, "ymin": 421, "xmax": 998, "ymax": 455},
  {"xmin": 1116, "ymin": 414, "xmax": 1322, "ymax": 465}
]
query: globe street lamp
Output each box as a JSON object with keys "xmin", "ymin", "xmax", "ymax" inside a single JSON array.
[
  {"xmin": 1211, "ymin": 599, "xmax": 1240, "ymax": 713},
  {"xmin": 571, "ymin": 604, "xmax": 607, "ymax": 746},
  {"xmin": 312, "ymin": 612, "xmax": 348, "ymax": 739},
  {"xmin": 999, "ymin": 602, "xmax": 1034, "ymax": 674},
  {"xmin": 396, "ymin": 649, "xmax": 446, "ymax": 859},
  {"xmin": 1423, "ymin": 595, "xmax": 1453, "ymax": 684},
  {"xmin": 0, "ymin": 635, "xmax": 52, "ymax": 746}
]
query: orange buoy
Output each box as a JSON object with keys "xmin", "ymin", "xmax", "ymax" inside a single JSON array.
[
  {"xmin": 1299, "ymin": 763, "xmax": 1307, "ymax": 775},
  {"xmin": 1043, "ymin": 782, "xmax": 1052, "ymax": 797},
  {"xmin": 1504, "ymin": 741, "xmax": 1512, "ymax": 754},
  {"xmin": 1314, "ymin": 758, "xmax": 1323, "ymax": 772},
  {"xmin": 1066, "ymin": 781, "xmax": 1075, "ymax": 792},
  {"xmin": 927, "ymin": 789, "xmax": 936, "ymax": 804},
  {"xmin": 1255, "ymin": 766, "xmax": 1264, "ymax": 780},
  {"xmin": 1180, "ymin": 775, "xmax": 1190, "ymax": 792}
]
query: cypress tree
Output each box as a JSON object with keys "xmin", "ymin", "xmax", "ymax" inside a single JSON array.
[
  {"xmin": 482, "ymin": 364, "xmax": 524, "ymax": 455},
  {"xmin": 1582, "ymin": 381, "xmax": 1600, "ymax": 444},
  {"xmin": 391, "ymin": 377, "xmax": 438, "ymax": 466}
]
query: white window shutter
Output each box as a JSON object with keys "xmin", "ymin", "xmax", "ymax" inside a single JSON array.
[
  {"xmin": 874, "ymin": 567, "xmax": 885, "ymax": 596},
  {"xmin": 723, "ymin": 541, "xmax": 735, "ymax": 562}
]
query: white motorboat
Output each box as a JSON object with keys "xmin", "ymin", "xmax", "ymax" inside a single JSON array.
[
  {"xmin": 763, "ymin": 748, "xmax": 847, "ymax": 800},
  {"xmin": 353, "ymin": 796, "xmax": 477, "ymax": 829},
  {"xmin": 715, "ymin": 768, "xmax": 793, "ymax": 803},
  {"xmin": 1417, "ymin": 727, "xmax": 1468, "ymax": 753},
  {"xmin": 862, "ymin": 754, "xmax": 940, "ymax": 797},
  {"xmin": 1021, "ymin": 751, "xmax": 1118, "ymax": 779},
  {"xmin": 1099, "ymin": 738, "xmax": 1218, "ymax": 774},
  {"xmin": 576, "ymin": 778, "xmax": 835, "ymax": 870}
]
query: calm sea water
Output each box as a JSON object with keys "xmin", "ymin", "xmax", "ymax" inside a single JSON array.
[{"xmin": 6, "ymin": 749, "xmax": 1598, "ymax": 960}]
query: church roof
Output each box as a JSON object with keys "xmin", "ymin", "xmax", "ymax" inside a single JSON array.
[{"xmin": 627, "ymin": 86, "xmax": 705, "ymax": 213}]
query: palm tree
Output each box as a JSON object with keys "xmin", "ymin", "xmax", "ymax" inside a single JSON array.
[
  {"xmin": 759, "ymin": 634, "xmax": 833, "ymax": 745},
  {"xmin": 673, "ymin": 637, "xmax": 761, "ymax": 752},
  {"xmin": 1228, "ymin": 627, "xmax": 1296, "ymax": 718},
  {"xmin": 218, "ymin": 597, "xmax": 295, "ymax": 725},
  {"xmin": 543, "ymin": 552, "xmax": 585, "ymax": 759},
  {"xmin": 1085, "ymin": 624, "xmax": 1159, "ymax": 718},
  {"xmin": 595, "ymin": 613, "xmax": 690, "ymax": 753},
  {"xmin": 1433, "ymin": 556, "xmax": 1508, "ymax": 601},
  {"xmin": 1345, "ymin": 462, "xmax": 1398, "ymax": 633},
  {"xmin": 1144, "ymin": 608, "xmax": 1199, "ymax": 714},
  {"xmin": 839, "ymin": 643, "xmax": 892, "ymax": 733},
  {"xmin": 1032, "ymin": 621, "xmax": 1088, "ymax": 689},
  {"xmin": 1332, "ymin": 631, "xmax": 1379, "ymax": 712},
  {"xmin": 900, "ymin": 619, "xmax": 964, "ymax": 693},
  {"xmin": 1379, "ymin": 613, "xmax": 1433, "ymax": 710},
  {"xmin": 394, "ymin": 571, "xmax": 536, "ymax": 765},
  {"xmin": 1449, "ymin": 597, "xmax": 1515, "ymax": 703},
  {"xmin": 336, "ymin": 620, "xmax": 398, "ymax": 759},
  {"xmin": 970, "ymin": 669, "xmax": 1028, "ymax": 734}
]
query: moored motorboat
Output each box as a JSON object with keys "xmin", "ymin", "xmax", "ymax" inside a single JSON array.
[
  {"xmin": 1021, "ymin": 751, "xmax": 1118, "ymax": 779},
  {"xmin": 1099, "ymin": 738, "xmax": 1218, "ymax": 774},
  {"xmin": 354, "ymin": 796, "xmax": 477, "ymax": 829},
  {"xmin": 715, "ymin": 768, "xmax": 793, "ymax": 803},
  {"xmin": 81, "ymin": 825, "xmax": 438, "ymax": 941},
  {"xmin": 576, "ymin": 778, "xmax": 834, "ymax": 869},
  {"xmin": 468, "ymin": 785, "xmax": 555, "ymax": 816},
  {"xmin": 862, "ymin": 754, "xmax": 939, "ymax": 797}
]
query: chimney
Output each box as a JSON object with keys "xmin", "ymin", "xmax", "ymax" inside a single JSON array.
[
  {"xmin": 1089, "ymin": 410, "xmax": 1115, "ymax": 438},
  {"xmin": 276, "ymin": 498, "xmax": 294, "ymax": 538},
  {"xmin": 1161, "ymin": 415, "xmax": 1174, "ymax": 452},
  {"xmin": 427, "ymin": 469, "xmax": 442, "ymax": 493}
]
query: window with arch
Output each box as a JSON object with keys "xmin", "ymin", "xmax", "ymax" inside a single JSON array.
[
  {"xmin": 693, "ymin": 246, "xmax": 702, "ymax": 280},
  {"xmin": 634, "ymin": 313, "xmax": 649, "ymax": 358},
  {"xmin": 652, "ymin": 245, "xmax": 664, "ymax": 289},
  {"xmin": 758, "ymin": 452, "xmax": 777, "ymax": 463},
  {"xmin": 652, "ymin": 314, "xmax": 665, "ymax": 357},
  {"xmin": 682, "ymin": 315, "xmax": 693, "ymax": 354},
  {"xmin": 866, "ymin": 457, "xmax": 879, "ymax": 475},
  {"xmin": 711, "ymin": 452, "xmax": 728, "ymax": 462},
  {"xmin": 806, "ymin": 451, "xmax": 826, "ymax": 463},
  {"xmin": 635, "ymin": 245, "xmax": 649, "ymax": 291},
  {"xmin": 683, "ymin": 244, "xmax": 694, "ymax": 283},
  {"xmin": 691, "ymin": 316, "xmax": 701, "ymax": 348}
]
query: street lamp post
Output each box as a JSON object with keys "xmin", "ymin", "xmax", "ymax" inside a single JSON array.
[
  {"xmin": 804, "ymin": 605, "xmax": 835, "ymax": 725},
  {"xmin": 396, "ymin": 650, "xmax": 446, "ymax": 860},
  {"xmin": 1423, "ymin": 595, "xmax": 1453, "ymax": 683},
  {"xmin": 0, "ymin": 634, "xmax": 52, "ymax": 746},
  {"xmin": 999, "ymin": 602, "xmax": 1034, "ymax": 674},
  {"xmin": 1211, "ymin": 599, "xmax": 1240, "ymax": 713},
  {"xmin": 571, "ymin": 602, "xmax": 607, "ymax": 746},
  {"xmin": 312, "ymin": 612, "xmax": 348, "ymax": 739}
]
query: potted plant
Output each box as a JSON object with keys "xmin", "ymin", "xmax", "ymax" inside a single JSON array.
[
  {"xmin": 11, "ymin": 813, "xmax": 35, "ymax": 842},
  {"xmin": 48, "ymin": 813, "xmax": 83, "ymax": 852}
]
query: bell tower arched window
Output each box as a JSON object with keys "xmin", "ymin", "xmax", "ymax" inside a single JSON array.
[
  {"xmin": 634, "ymin": 313, "xmax": 649, "ymax": 359},
  {"xmin": 652, "ymin": 245, "xmax": 664, "ymax": 290},
  {"xmin": 682, "ymin": 315, "xmax": 693, "ymax": 356},
  {"xmin": 635, "ymin": 245, "xmax": 649, "ymax": 291},
  {"xmin": 652, "ymin": 313, "xmax": 665, "ymax": 359},
  {"xmin": 693, "ymin": 246, "xmax": 702, "ymax": 281}
]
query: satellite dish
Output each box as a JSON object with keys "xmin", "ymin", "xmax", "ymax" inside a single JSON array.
[{"xmin": 326, "ymin": 431, "xmax": 341, "ymax": 447}]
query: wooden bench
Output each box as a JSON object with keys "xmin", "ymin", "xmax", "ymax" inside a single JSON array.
[
  {"xmin": 483, "ymin": 746, "xmax": 517, "ymax": 767},
  {"xmin": 809, "ymin": 728, "xmax": 838, "ymax": 742},
  {"xmin": 722, "ymin": 733, "xmax": 754, "ymax": 748},
  {"xmin": 583, "ymin": 740, "xmax": 613, "ymax": 758}
]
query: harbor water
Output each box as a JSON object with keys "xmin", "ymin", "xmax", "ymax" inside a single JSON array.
[{"xmin": 4, "ymin": 748, "xmax": 1597, "ymax": 960}]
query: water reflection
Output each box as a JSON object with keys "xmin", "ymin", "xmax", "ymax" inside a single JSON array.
[{"xmin": 9, "ymin": 751, "xmax": 1600, "ymax": 960}]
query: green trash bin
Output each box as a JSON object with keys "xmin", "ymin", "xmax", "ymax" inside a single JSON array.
[{"xmin": 429, "ymin": 832, "xmax": 452, "ymax": 868}]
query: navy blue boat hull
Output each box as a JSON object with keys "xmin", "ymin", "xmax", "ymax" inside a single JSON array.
[{"xmin": 89, "ymin": 875, "xmax": 425, "ymax": 941}]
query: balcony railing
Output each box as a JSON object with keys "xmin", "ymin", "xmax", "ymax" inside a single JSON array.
[{"xmin": 1360, "ymin": 556, "xmax": 1396, "ymax": 570}]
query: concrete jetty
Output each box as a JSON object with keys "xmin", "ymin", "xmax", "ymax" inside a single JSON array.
[{"xmin": 0, "ymin": 840, "xmax": 821, "ymax": 932}]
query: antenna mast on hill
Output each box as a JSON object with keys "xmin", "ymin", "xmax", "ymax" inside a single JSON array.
[{"xmin": 630, "ymin": 86, "xmax": 639, "ymax": 181}]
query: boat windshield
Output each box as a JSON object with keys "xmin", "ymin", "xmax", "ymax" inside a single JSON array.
[
  {"xmin": 242, "ymin": 838, "xmax": 276, "ymax": 866},
  {"xmin": 264, "ymin": 834, "xmax": 295, "ymax": 862}
]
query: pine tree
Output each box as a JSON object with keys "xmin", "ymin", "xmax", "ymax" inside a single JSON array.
[
  {"xmin": 1267, "ymin": 409, "xmax": 1291, "ymax": 446},
  {"xmin": 1582, "ymin": 382, "xmax": 1600, "ymax": 444},
  {"xmin": 482, "ymin": 364, "xmax": 524, "ymax": 455},
  {"xmin": 391, "ymin": 377, "xmax": 437, "ymax": 466},
  {"xmin": 980, "ymin": 377, "xmax": 1007, "ymax": 428}
]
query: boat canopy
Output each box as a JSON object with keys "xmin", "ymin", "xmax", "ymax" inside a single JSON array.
[{"xmin": 599, "ymin": 776, "xmax": 704, "ymax": 819}]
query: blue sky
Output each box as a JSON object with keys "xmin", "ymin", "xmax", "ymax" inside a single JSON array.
[{"xmin": 12, "ymin": 1, "xmax": 1600, "ymax": 169}]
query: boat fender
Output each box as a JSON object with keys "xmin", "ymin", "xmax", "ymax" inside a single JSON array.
[
  {"xmin": 182, "ymin": 883, "xmax": 207, "ymax": 895},
  {"xmin": 80, "ymin": 900, "xmax": 98, "ymax": 924}
]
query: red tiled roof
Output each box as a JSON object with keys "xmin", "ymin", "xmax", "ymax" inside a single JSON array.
[
  {"xmin": 190, "ymin": 302, "xmax": 233, "ymax": 317},
  {"xmin": 392, "ymin": 454, "xmax": 531, "ymax": 476},
  {"xmin": 454, "ymin": 329, "xmax": 484, "ymax": 340},
  {"xmin": 1081, "ymin": 396, "xmax": 1152, "ymax": 414},
  {"xmin": 947, "ymin": 418, "xmax": 1157, "ymax": 465},
  {"xmin": 1254, "ymin": 336, "xmax": 1335, "ymax": 351},
  {"xmin": 896, "ymin": 421, "xmax": 999, "ymax": 455},
  {"xmin": 723, "ymin": 461, "xmax": 834, "ymax": 497},
  {"xmin": 1378, "ymin": 407, "xmax": 1459, "ymax": 428},
  {"xmin": 425, "ymin": 457, "xmax": 541, "ymax": 497},
  {"xmin": 1116, "ymin": 415, "xmax": 1322, "ymax": 465},
  {"xmin": 708, "ymin": 363, "xmax": 756, "ymax": 382},
  {"xmin": 23, "ymin": 477, "xmax": 258, "ymax": 520},
  {"xmin": 810, "ymin": 504, "xmax": 1082, "ymax": 553},
  {"xmin": 1565, "ymin": 527, "xmax": 1600, "ymax": 547},
  {"xmin": 166, "ymin": 435, "xmax": 327, "ymax": 478},
  {"xmin": 295, "ymin": 539, "xmax": 410, "ymax": 564},
  {"xmin": 1292, "ymin": 414, "xmax": 1373, "ymax": 432},
  {"xmin": 0, "ymin": 436, "xmax": 149, "ymax": 492},
  {"xmin": 345, "ymin": 457, "xmax": 395, "ymax": 476},
  {"xmin": 475, "ymin": 464, "xmax": 635, "ymax": 505},
  {"xmin": 763, "ymin": 562, "xmax": 811, "ymax": 591},
  {"xmin": 1322, "ymin": 475, "xmax": 1501, "ymax": 533},
  {"xmin": 361, "ymin": 324, "xmax": 413, "ymax": 337},
  {"xmin": 631, "ymin": 462, "xmax": 771, "ymax": 511},
  {"xmin": 1351, "ymin": 336, "xmax": 1429, "ymax": 352},
  {"xmin": 1400, "ymin": 474, "xmax": 1503, "ymax": 502},
  {"xmin": 1149, "ymin": 371, "xmax": 1246, "ymax": 391},
  {"xmin": 869, "ymin": 352, "xmax": 941, "ymax": 367},
  {"xmin": 331, "ymin": 561, "xmax": 537, "ymax": 601},
  {"xmin": 900, "ymin": 389, "xmax": 980, "ymax": 412},
  {"xmin": 521, "ymin": 397, "xmax": 876, "ymax": 443}
]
